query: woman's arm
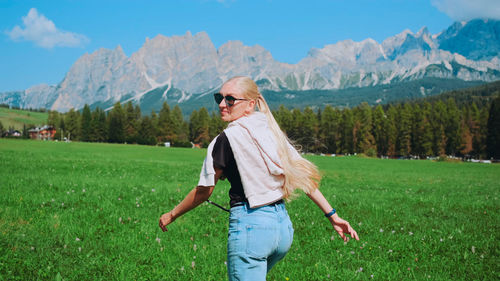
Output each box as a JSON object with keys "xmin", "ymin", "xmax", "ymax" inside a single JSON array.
[
  {"xmin": 307, "ymin": 188, "xmax": 359, "ymax": 242},
  {"xmin": 159, "ymin": 168, "xmax": 223, "ymax": 232}
]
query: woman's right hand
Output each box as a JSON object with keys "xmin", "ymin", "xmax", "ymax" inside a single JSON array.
[
  {"xmin": 329, "ymin": 215, "xmax": 359, "ymax": 242},
  {"xmin": 159, "ymin": 211, "xmax": 175, "ymax": 232}
]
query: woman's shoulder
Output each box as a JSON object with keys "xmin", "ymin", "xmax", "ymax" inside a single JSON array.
[
  {"xmin": 212, "ymin": 131, "xmax": 232, "ymax": 154},
  {"xmin": 214, "ymin": 131, "xmax": 229, "ymax": 145}
]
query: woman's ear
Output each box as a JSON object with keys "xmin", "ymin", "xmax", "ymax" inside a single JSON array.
[{"xmin": 245, "ymin": 99, "xmax": 256, "ymax": 114}]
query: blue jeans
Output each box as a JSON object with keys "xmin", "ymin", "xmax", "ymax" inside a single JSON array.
[{"xmin": 227, "ymin": 201, "xmax": 294, "ymax": 281}]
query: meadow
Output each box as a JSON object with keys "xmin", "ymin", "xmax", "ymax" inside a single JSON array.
[{"xmin": 0, "ymin": 138, "xmax": 498, "ymax": 280}]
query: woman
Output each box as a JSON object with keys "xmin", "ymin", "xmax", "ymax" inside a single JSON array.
[{"xmin": 159, "ymin": 76, "xmax": 359, "ymax": 280}]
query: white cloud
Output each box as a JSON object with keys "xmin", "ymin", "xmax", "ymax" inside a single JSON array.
[
  {"xmin": 6, "ymin": 8, "xmax": 89, "ymax": 48},
  {"xmin": 432, "ymin": 0, "xmax": 500, "ymax": 21}
]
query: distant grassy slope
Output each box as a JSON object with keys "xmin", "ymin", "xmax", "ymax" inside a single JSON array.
[{"xmin": 0, "ymin": 107, "xmax": 48, "ymax": 130}]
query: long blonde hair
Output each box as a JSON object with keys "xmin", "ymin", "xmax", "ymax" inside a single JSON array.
[{"xmin": 226, "ymin": 76, "xmax": 321, "ymax": 198}]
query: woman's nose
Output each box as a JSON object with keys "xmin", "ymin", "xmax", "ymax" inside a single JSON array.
[{"xmin": 219, "ymin": 98, "xmax": 227, "ymax": 108}]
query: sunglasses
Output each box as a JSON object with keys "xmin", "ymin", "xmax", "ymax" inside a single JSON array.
[{"xmin": 214, "ymin": 93, "xmax": 249, "ymax": 107}]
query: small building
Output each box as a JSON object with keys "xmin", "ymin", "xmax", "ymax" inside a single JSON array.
[
  {"xmin": 28, "ymin": 125, "xmax": 56, "ymax": 140},
  {"xmin": 2, "ymin": 129, "xmax": 21, "ymax": 137}
]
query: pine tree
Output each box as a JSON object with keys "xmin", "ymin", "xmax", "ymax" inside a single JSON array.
[
  {"xmin": 372, "ymin": 105, "xmax": 387, "ymax": 156},
  {"xmin": 133, "ymin": 104, "xmax": 142, "ymax": 139},
  {"xmin": 172, "ymin": 105, "xmax": 189, "ymax": 146},
  {"xmin": 385, "ymin": 105, "xmax": 398, "ymax": 157},
  {"xmin": 469, "ymin": 103, "xmax": 483, "ymax": 158},
  {"xmin": 411, "ymin": 104, "xmax": 425, "ymax": 158},
  {"xmin": 486, "ymin": 96, "xmax": 500, "ymax": 159},
  {"xmin": 138, "ymin": 116, "xmax": 156, "ymax": 145},
  {"xmin": 58, "ymin": 116, "xmax": 66, "ymax": 141},
  {"xmin": 350, "ymin": 107, "xmax": 360, "ymax": 153},
  {"xmin": 356, "ymin": 102, "xmax": 376, "ymax": 155},
  {"xmin": 150, "ymin": 109, "xmax": 159, "ymax": 144},
  {"xmin": 431, "ymin": 101, "xmax": 447, "ymax": 156},
  {"xmin": 48, "ymin": 110, "xmax": 62, "ymax": 140},
  {"xmin": 209, "ymin": 111, "xmax": 226, "ymax": 140},
  {"xmin": 196, "ymin": 107, "xmax": 211, "ymax": 147},
  {"xmin": 319, "ymin": 105, "xmax": 340, "ymax": 154},
  {"xmin": 421, "ymin": 102, "xmax": 434, "ymax": 157},
  {"xmin": 47, "ymin": 110, "xmax": 60, "ymax": 127},
  {"xmin": 445, "ymin": 98, "xmax": 461, "ymax": 156},
  {"xmin": 181, "ymin": 122, "xmax": 190, "ymax": 146},
  {"xmin": 108, "ymin": 102, "xmax": 125, "ymax": 143},
  {"xmin": 134, "ymin": 104, "xmax": 142, "ymax": 122},
  {"xmin": 289, "ymin": 108, "xmax": 303, "ymax": 145},
  {"xmin": 189, "ymin": 109, "xmax": 199, "ymax": 143},
  {"xmin": 22, "ymin": 124, "xmax": 29, "ymax": 139},
  {"xmin": 397, "ymin": 104, "xmax": 412, "ymax": 156},
  {"xmin": 81, "ymin": 104, "xmax": 92, "ymax": 142},
  {"xmin": 65, "ymin": 109, "xmax": 81, "ymax": 141},
  {"xmin": 340, "ymin": 108, "xmax": 354, "ymax": 154},
  {"xmin": 274, "ymin": 105, "xmax": 293, "ymax": 135},
  {"xmin": 90, "ymin": 107, "xmax": 107, "ymax": 142},
  {"xmin": 460, "ymin": 106, "xmax": 473, "ymax": 156},
  {"xmin": 478, "ymin": 105, "xmax": 490, "ymax": 158},
  {"xmin": 301, "ymin": 107, "xmax": 318, "ymax": 152},
  {"xmin": 124, "ymin": 102, "xmax": 139, "ymax": 144},
  {"xmin": 158, "ymin": 102, "xmax": 174, "ymax": 143}
]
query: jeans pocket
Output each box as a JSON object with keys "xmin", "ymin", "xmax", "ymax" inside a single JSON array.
[{"xmin": 246, "ymin": 225, "xmax": 276, "ymax": 258}]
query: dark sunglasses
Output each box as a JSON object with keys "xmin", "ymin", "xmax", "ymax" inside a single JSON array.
[{"xmin": 214, "ymin": 93, "xmax": 249, "ymax": 107}]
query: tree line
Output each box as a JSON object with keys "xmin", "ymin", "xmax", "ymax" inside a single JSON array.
[
  {"xmin": 27, "ymin": 94, "xmax": 498, "ymax": 160},
  {"xmin": 45, "ymin": 101, "xmax": 226, "ymax": 148},
  {"xmin": 2, "ymin": 93, "xmax": 498, "ymax": 159},
  {"xmin": 274, "ymin": 98, "xmax": 499, "ymax": 159}
]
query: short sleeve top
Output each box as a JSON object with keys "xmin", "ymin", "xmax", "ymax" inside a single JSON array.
[{"xmin": 212, "ymin": 131, "xmax": 246, "ymax": 206}]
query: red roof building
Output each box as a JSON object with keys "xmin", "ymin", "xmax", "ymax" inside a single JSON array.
[{"xmin": 28, "ymin": 125, "xmax": 56, "ymax": 140}]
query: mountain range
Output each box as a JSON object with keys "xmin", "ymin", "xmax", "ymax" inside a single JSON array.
[{"xmin": 1, "ymin": 19, "xmax": 499, "ymax": 113}]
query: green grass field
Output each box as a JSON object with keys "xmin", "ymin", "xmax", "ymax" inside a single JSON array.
[
  {"xmin": 0, "ymin": 108, "xmax": 48, "ymax": 130},
  {"xmin": 0, "ymin": 139, "xmax": 498, "ymax": 280}
]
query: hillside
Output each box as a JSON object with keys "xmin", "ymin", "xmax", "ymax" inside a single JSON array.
[
  {"xmin": 393, "ymin": 79, "xmax": 500, "ymax": 108},
  {"xmin": 127, "ymin": 77, "xmax": 488, "ymax": 115},
  {"xmin": 0, "ymin": 107, "xmax": 48, "ymax": 130},
  {"xmin": 262, "ymin": 78, "xmax": 487, "ymax": 110}
]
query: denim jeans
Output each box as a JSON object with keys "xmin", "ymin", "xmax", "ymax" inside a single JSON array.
[{"xmin": 227, "ymin": 201, "xmax": 294, "ymax": 281}]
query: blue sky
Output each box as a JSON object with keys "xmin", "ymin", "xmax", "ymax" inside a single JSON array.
[{"xmin": 1, "ymin": 0, "xmax": 499, "ymax": 92}]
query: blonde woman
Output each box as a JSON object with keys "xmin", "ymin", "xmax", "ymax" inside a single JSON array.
[{"xmin": 159, "ymin": 76, "xmax": 359, "ymax": 280}]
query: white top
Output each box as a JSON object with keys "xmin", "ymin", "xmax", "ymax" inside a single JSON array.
[{"xmin": 198, "ymin": 112, "xmax": 298, "ymax": 208}]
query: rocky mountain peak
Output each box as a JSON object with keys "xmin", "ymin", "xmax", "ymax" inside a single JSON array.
[
  {"xmin": 1, "ymin": 19, "xmax": 499, "ymax": 112},
  {"xmin": 437, "ymin": 19, "xmax": 500, "ymax": 60}
]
